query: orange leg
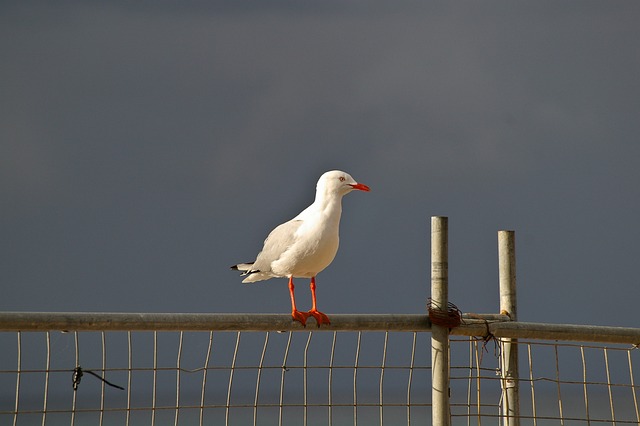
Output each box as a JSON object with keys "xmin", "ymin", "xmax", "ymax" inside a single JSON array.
[
  {"xmin": 307, "ymin": 277, "xmax": 330, "ymax": 326},
  {"xmin": 288, "ymin": 276, "xmax": 310, "ymax": 326}
]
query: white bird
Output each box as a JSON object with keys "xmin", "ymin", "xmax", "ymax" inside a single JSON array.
[{"xmin": 231, "ymin": 170, "xmax": 370, "ymax": 326}]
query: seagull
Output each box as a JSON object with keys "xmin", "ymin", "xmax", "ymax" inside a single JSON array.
[{"xmin": 231, "ymin": 170, "xmax": 370, "ymax": 326}]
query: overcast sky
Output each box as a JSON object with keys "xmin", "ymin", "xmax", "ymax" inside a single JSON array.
[{"xmin": 2, "ymin": 1, "xmax": 640, "ymax": 327}]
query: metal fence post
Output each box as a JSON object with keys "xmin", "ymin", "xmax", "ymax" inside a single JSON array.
[
  {"xmin": 499, "ymin": 230, "xmax": 520, "ymax": 425},
  {"xmin": 431, "ymin": 216, "xmax": 450, "ymax": 426}
]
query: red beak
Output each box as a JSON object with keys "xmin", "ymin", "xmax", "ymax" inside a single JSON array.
[{"xmin": 350, "ymin": 182, "xmax": 371, "ymax": 192}]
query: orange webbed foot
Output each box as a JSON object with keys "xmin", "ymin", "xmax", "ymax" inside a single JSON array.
[
  {"xmin": 306, "ymin": 309, "xmax": 330, "ymax": 327},
  {"xmin": 292, "ymin": 310, "xmax": 311, "ymax": 326}
]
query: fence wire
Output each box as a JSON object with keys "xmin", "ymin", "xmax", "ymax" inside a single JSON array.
[
  {"xmin": 520, "ymin": 340, "xmax": 640, "ymax": 425},
  {"xmin": 449, "ymin": 337, "xmax": 640, "ymax": 425},
  {"xmin": 2, "ymin": 330, "xmax": 435, "ymax": 425},
  {"xmin": 2, "ymin": 324, "xmax": 640, "ymax": 425}
]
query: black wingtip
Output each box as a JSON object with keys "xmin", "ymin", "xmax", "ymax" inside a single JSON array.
[{"xmin": 230, "ymin": 265, "xmax": 239, "ymax": 270}]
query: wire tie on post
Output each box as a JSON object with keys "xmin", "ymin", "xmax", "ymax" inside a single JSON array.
[
  {"xmin": 469, "ymin": 320, "xmax": 500, "ymax": 366},
  {"xmin": 427, "ymin": 298, "xmax": 462, "ymax": 328}
]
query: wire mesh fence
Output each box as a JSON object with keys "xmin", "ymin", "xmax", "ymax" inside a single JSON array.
[
  {"xmin": 450, "ymin": 337, "xmax": 640, "ymax": 425},
  {"xmin": 2, "ymin": 328, "xmax": 434, "ymax": 425},
  {"xmin": 1, "ymin": 314, "xmax": 640, "ymax": 425},
  {"xmin": 520, "ymin": 340, "xmax": 640, "ymax": 424}
]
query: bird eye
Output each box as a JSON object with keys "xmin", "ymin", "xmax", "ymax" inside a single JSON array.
[{"xmin": 339, "ymin": 177, "xmax": 346, "ymax": 182}]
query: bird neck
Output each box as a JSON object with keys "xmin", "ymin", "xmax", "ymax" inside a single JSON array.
[{"xmin": 311, "ymin": 193, "xmax": 343, "ymax": 220}]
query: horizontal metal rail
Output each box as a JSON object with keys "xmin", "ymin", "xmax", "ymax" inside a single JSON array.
[
  {"xmin": 0, "ymin": 312, "xmax": 432, "ymax": 331},
  {"xmin": 1, "ymin": 312, "xmax": 639, "ymax": 344},
  {"xmin": 456, "ymin": 320, "xmax": 640, "ymax": 345}
]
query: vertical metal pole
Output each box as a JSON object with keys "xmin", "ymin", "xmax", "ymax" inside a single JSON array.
[
  {"xmin": 499, "ymin": 230, "xmax": 520, "ymax": 425},
  {"xmin": 431, "ymin": 216, "xmax": 450, "ymax": 426}
]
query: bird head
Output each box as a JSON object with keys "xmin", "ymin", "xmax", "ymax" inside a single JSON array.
[{"xmin": 317, "ymin": 170, "xmax": 371, "ymax": 197}]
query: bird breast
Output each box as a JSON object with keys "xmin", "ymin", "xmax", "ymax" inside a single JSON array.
[{"xmin": 271, "ymin": 218, "xmax": 340, "ymax": 278}]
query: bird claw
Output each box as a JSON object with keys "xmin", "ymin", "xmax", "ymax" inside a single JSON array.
[
  {"xmin": 306, "ymin": 309, "xmax": 330, "ymax": 327},
  {"xmin": 291, "ymin": 310, "xmax": 311, "ymax": 326}
]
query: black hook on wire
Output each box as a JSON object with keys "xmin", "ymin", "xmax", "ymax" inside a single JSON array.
[{"xmin": 72, "ymin": 366, "xmax": 124, "ymax": 391}]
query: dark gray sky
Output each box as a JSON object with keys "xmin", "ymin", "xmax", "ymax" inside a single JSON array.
[{"xmin": 2, "ymin": 1, "xmax": 640, "ymax": 327}]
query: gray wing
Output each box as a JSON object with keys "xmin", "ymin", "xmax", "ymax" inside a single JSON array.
[{"xmin": 251, "ymin": 219, "xmax": 303, "ymax": 273}]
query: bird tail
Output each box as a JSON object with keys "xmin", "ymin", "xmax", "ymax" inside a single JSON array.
[
  {"xmin": 230, "ymin": 263, "xmax": 271, "ymax": 283},
  {"xmin": 231, "ymin": 263, "xmax": 254, "ymax": 274}
]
